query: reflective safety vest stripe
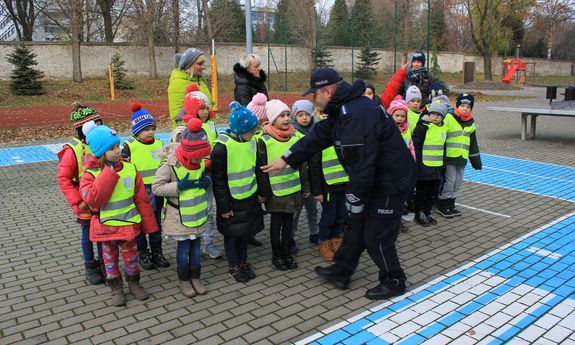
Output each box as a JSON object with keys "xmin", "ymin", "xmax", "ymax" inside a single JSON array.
[
  {"xmin": 87, "ymin": 161, "xmax": 142, "ymax": 226},
  {"xmin": 66, "ymin": 137, "xmax": 93, "ymax": 181},
  {"xmin": 444, "ymin": 114, "xmax": 476, "ymax": 159},
  {"xmin": 172, "ymin": 161, "xmax": 208, "ymax": 227},
  {"xmin": 408, "ymin": 109, "xmax": 420, "ymax": 133},
  {"xmin": 321, "ymin": 146, "xmax": 349, "ymax": 185},
  {"xmin": 262, "ymin": 134, "xmax": 301, "ymax": 197},
  {"xmin": 202, "ymin": 121, "xmax": 218, "ymax": 147},
  {"xmin": 215, "ymin": 134, "xmax": 257, "ymax": 200},
  {"xmin": 422, "ymin": 123, "xmax": 447, "ymax": 167},
  {"xmin": 124, "ymin": 137, "xmax": 164, "ymax": 184},
  {"xmin": 400, "ymin": 127, "xmax": 413, "ymax": 149}
]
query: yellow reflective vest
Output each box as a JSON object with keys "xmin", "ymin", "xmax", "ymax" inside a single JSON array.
[
  {"xmin": 408, "ymin": 109, "xmax": 420, "ymax": 133},
  {"xmin": 321, "ymin": 146, "xmax": 349, "ymax": 185},
  {"xmin": 262, "ymin": 133, "xmax": 302, "ymax": 197},
  {"xmin": 422, "ymin": 123, "xmax": 447, "ymax": 167},
  {"xmin": 124, "ymin": 137, "xmax": 164, "ymax": 185},
  {"xmin": 202, "ymin": 120, "xmax": 218, "ymax": 147},
  {"xmin": 216, "ymin": 134, "xmax": 257, "ymax": 200},
  {"xmin": 65, "ymin": 137, "xmax": 93, "ymax": 181},
  {"xmin": 87, "ymin": 162, "xmax": 142, "ymax": 226},
  {"xmin": 444, "ymin": 114, "xmax": 476, "ymax": 159},
  {"xmin": 172, "ymin": 161, "xmax": 209, "ymax": 227}
]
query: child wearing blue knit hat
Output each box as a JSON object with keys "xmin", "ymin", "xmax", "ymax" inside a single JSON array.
[
  {"xmin": 210, "ymin": 102, "xmax": 264, "ymax": 283},
  {"xmin": 122, "ymin": 103, "xmax": 169, "ymax": 270}
]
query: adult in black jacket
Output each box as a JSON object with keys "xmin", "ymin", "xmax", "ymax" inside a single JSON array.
[
  {"xmin": 397, "ymin": 51, "xmax": 435, "ymax": 106},
  {"xmin": 233, "ymin": 54, "xmax": 269, "ymax": 106},
  {"xmin": 262, "ymin": 68, "xmax": 417, "ymax": 300}
]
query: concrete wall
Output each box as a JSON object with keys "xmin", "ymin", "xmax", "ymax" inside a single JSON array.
[{"xmin": 0, "ymin": 42, "xmax": 573, "ymax": 80}]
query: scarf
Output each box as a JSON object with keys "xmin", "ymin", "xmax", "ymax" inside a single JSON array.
[
  {"xmin": 397, "ymin": 120, "xmax": 409, "ymax": 134},
  {"xmin": 454, "ymin": 108, "xmax": 473, "ymax": 122},
  {"xmin": 176, "ymin": 145, "xmax": 201, "ymax": 170},
  {"xmin": 263, "ymin": 123, "xmax": 295, "ymax": 142}
]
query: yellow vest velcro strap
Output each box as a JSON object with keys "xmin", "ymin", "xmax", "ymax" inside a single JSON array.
[
  {"xmin": 324, "ymin": 170, "xmax": 348, "ymax": 181},
  {"xmin": 230, "ymin": 179, "xmax": 257, "ymax": 195},
  {"xmin": 104, "ymin": 196, "xmax": 134, "ymax": 210},
  {"xmin": 180, "ymin": 194, "xmax": 207, "ymax": 208},
  {"xmin": 181, "ymin": 211, "xmax": 208, "ymax": 223},
  {"xmin": 139, "ymin": 169, "xmax": 157, "ymax": 178},
  {"xmin": 423, "ymin": 144, "xmax": 444, "ymax": 151},
  {"xmin": 422, "ymin": 155, "xmax": 443, "ymax": 161},
  {"xmin": 101, "ymin": 207, "xmax": 140, "ymax": 224},
  {"xmin": 322, "ymin": 159, "xmax": 341, "ymax": 169},
  {"xmin": 446, "ymin": 143, "xmax": 470, "ymax": 150},
  {"xmin": 228, "ymin": 168, "xmax": 254, "ymax": 181}
]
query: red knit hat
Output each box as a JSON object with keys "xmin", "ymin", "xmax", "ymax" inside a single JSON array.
[
  {"xmin": 179, "ymin": 118, "xmax": 211, "ymax": 159},
  {"xmin": 183, "ymin": 84, "xmax": 214, "ymax": 120}
]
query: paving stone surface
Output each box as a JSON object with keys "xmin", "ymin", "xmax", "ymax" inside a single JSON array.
[{"xmin": 1, "ymin": 90, "xmax": 574, "ymax": 344}]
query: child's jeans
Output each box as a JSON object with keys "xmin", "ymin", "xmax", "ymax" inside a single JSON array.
[
  {"xmin": 415, "ymin": 179, "xmax": 441, "ymax": 213},
  {"xmin": 293, "ymin": 197, "xmax": 319, "ymax": 239},
  {"xmin": 81, "ymin": 223, "xmax": 103, "ymax": 262},
  {"xmin": 176, "ymin": 239, "xmax": 201, "ymax": 270},
  {"xmin": 318, "ymin": 190, "xmax": 348, "ymax": 241},
  {"xmin": 101, "ymin": 240, "xmax": 139, "ymax": 279},
  {"xmin": 136, "ymin": 186, "xmax": 163, "ymax": 253},
  {"xmin": 270, "ymin": 212, "xmax": 293, "ymax": 255},
  {"xmin": 439, "ymin": 164, "xmax": 465, "ymax": 200},
  {"xmin": 223, "ymin": 236, "xmax": 248, "ymax": 268}
]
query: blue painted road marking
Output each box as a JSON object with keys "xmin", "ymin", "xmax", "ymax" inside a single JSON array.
[{"xmin": 296, "ymin": 213, "xmax": 575, "ymax": 344}]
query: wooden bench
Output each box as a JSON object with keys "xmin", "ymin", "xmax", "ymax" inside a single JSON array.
[{"xmin": 486, "ymin": 106, "xmax": 575, "ymax": 140}]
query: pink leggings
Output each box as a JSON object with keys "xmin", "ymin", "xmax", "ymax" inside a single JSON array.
[{"xmin": 101, "ymin": 240, "xmax": 139, "ymax": 278}]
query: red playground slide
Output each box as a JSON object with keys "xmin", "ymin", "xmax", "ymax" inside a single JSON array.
[{"xmin": 502, "ymin": 58, "xmax": 526, "ymax": 84}]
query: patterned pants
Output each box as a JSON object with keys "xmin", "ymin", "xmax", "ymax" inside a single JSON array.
[{"xmin": 101, "ymin": 240, "xmax": 139, "ymax": 279}]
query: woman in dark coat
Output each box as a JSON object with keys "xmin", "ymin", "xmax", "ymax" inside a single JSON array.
[{"xmin": 233, "ymin": 54, "xmax": 269, "ymax": 106}]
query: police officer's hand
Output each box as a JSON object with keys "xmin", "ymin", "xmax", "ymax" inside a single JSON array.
[
  {"xmin": 345, "ymin": 193, "xmax": 364, "ymax": 214},
  {"xmin": 221, "ymin": 211, "xmax": 234, "ymax": 219},
  {"xmin": 261, "ymin": 158, "xmax": 287, "ymax": 175}
]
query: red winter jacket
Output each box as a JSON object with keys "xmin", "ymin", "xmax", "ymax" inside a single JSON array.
[
  {"xmin": 57, "ymin": 145, "xmax": 92, "ymax": 221},
  {"xmin": 380, "ymin": 68, "xmax": 407, "ymax": 109},
  {"xmin": 79, "ymin": 157, "xmax": 159, "ymax": 242}
]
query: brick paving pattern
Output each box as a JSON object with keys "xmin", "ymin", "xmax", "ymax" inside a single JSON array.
[{"xmin": 1, "ymin": 87, "xmax": 574, "ymax": 344}]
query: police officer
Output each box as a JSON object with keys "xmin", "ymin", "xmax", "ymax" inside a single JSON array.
[{"xmin": 262, "ymin": 68, "xmax": 416, "ymax": 300}]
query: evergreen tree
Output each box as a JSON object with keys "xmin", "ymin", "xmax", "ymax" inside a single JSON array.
[
  {"xmin": 111, "ymin": 53, "xmax": 134, "ymax": 90},
  {"xmin": 355, "ymin": 45, "xmax": 381, "ymax": 79},
  {"xmin": 326, "ymin": 0, "xmax": 350, "ymax": 46},
  {"xmin": 430, "ymin": 0, "xmax": 447, "ymax": 49},
  {"xmin": 209, "ymin": 0, "xmax": 245, "ymax": 42},
  {"xmin": 351, "ymin": 0, "xmax": 376, "ymax": 48},
  {"xmin": 6, "ymin": 44, "xmax": 44, "ymax": 96},
  {"xmin": 430, "ymin": 43, "xmax": 442, "ymax": 78},
  {"xmin": 312, "ymin": 46, "xmax": 333, "ymax": 69},
  {"xmin": 273, "ymin": 0, "xmax": 291, "ymax": 43}
]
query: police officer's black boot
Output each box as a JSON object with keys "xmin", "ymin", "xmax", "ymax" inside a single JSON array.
[
  {"xmin": 436, "ymin": 199, "xmax": 454, "ymax": 218},
  {"xmin": 449, "ymin": 198, "xmax": 462, "ymax": 216},
  {"xmin": 365, "ymin": 280, "xmax": 406, "ymax": 300},
  {"xmin": 315, "ymin": 265, "xmax": 350, "ymax": 289}
]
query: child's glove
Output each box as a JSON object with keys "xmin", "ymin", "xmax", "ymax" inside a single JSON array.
[
  {"xmin": 199, "ymin": 176, "xmax": 212, "ymax": 189},
  {"xmin": 177, "ymin": 173, "xmax": 200, "ymax": 191},
  {"xmin": 470, "ymin": 156, "xmax": 482, "ymax": 170}
]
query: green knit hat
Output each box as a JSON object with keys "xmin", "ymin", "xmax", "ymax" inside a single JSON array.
[{"xmin": 70, "ymin": 102, "xmax": 101, "ymax": 128}]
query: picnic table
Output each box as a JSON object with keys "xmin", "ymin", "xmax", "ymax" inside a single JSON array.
[{"xmin": 486, "ymin": 105, "xmax": 575, "ymax": 140}]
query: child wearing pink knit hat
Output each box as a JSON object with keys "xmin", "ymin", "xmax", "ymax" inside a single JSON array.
[
  {"xmin": 247, "ymin": 93, "xmax": 268, "ymax": 124},
  {"xmin": 389, "ymin": 95, "xmax": 415, "ymax": 161}
]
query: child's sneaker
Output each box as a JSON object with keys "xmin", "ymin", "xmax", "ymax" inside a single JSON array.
[
  {"xmin": 271, "ymin": 256, "xmax": 288, "ymax": 271},
  {"xmin": 426, "ymin": 213, "xmax": 438, "ymax": 225},
  {"xmin": 415, "ymin": 211, "xmax": 430, "ymax": 227},
  {"xmin": 449, "ymin": 199, "xmax": 462, "ymax": 216},
  {"xmin": 139, "ymin": 249, "xmax": 155, "ymax": 270},
  {"xmin": 229, "ymin": 266, "xmax": 249, "ymax": 283},
  {"xmin": 203, "ymin": 242, "xmax": 223, "ymax": 259},
  {"xmin": 152, "ymin": 249, "xmax": 170, "ymax": 267},
  {"xmin": 436, "ymin": 199, "xmax": 454, "ymax": 218},
  {"xmin": 285, "ymin": 255, "xmax": 298, "ymax": 270},
  {"xmin": 240, "ymin": 262, "xmax": 256, "ymax": 279},
  {"xmin": 84, "ymin": 260, "xmax": 105, "ymax": 285}
]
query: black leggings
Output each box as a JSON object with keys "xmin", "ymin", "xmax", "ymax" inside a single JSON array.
[{"xmin": 270, "ymin": 212, "xmax": 293, "ymax": 255}]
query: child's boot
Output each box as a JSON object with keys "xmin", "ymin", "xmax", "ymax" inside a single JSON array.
[
  {"xmin": 107, "ymin": 277, "xmax": 125, "ymax": 306},
  {"xmin": 240, "ymin": 262, "xmax": 256, "ymax": 279},
  {"xmin": 98, "ymin": 258, "xmax": 106, "ymax": 279},
  {"xmin": 190, "ymin": 266, "xmax": 207, "ymax": 295},
  {"xmin": 138, "ymin": 248, "xmax": 155, "ymax": 270},
  {"xmin": 84, "ymin": 260, "xmax": 105, "ymax": 285},
  {"xmin": 426, "ymin": 212, "xmax": 438, "ymax": 225},
  {"xmin": 282, "ymin": 242, "xmax": 297, "ymax": 269},
  {"xmin": 151, "ymin": 248, "xmax": 170, "ymax": 268},
  {"xmin": 126, "ymin": 273, "xmax": 149, "ymax": 301},
  {"xmin": 177, "ymin": 267, "xmax": 195, "ymax": 297},
  {"xmin": 415, "ymin": 211, "xmax": 430, "ymax": 227},
  {"xmin": 271, "ymin": 245, "xmax": 288, "ymax": 271},
  {"xmin": 229, "ymin": 266, "xmax": 249, "ymax": 283},
  {"xmin": 449, "ymin": 199, "xmax": 462, "ymax": 216},
  {"xmin": 436, "ymin": 199, "xmax": 454, "ymax": 218}
]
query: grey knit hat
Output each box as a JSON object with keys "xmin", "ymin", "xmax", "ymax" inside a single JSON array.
[
  {"xmin": 175, "ymin": 48, "xmax": 204, "ymax": 70},
  {"xmin": 427, "ymin": 101, "xmax": 448, "ymax": 117}
]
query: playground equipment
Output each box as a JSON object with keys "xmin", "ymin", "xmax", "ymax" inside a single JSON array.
[{"xmin": 502, "ymin": 58, "xmax": 527, "ymax": 85}]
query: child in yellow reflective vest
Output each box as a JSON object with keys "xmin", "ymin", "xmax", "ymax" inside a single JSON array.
[
  {"xmin": 122, "ymin": 103, "xmax": 169, "ymax": 270},
  {"xmin": 80, "ymin": 125, "xmax": 158, "ymax": 306},
  {"xmin": 57, "ymin": 103, "xmax": 104, "ymax": 285},
  {"xmin": 152, "ymin": 118, "xmax": 212, "ymax": 298},
  {"xmin": 256, "ymin": 100, "xmax": 310, "ymax": 271}
]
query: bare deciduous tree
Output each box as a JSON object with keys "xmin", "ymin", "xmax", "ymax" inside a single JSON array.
[
  {"xmin": 531, "ymin": 0, "xmax": 574, "ymax": 59},
  {"xmin": 3, "ymin": 0, "xmax": 36, "ymax": 41}
]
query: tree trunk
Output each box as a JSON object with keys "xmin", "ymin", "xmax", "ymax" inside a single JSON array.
[
  {"xmin": 97, "ymin": 0, "xmax": 114, "ymax": 43},
  {"xmin": 483, "ymin": 53, "xmax": 492, "ymax": 81},
  {"xmin": 146, "ymin": 2, "xmax": 158, "ymax": 79},
  {"xmin": 70, "ymin": 0, "xmax": 83, "ymax": 82},
  {"xmin": 201, "ymin": 0, "xmax": 213, "ymax": 43},
  {"xmin": 172, "ymin": 0, "xmax": 181, "ymax": 52}
]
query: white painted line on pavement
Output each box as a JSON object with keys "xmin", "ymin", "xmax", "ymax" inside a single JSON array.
[{"xmin": 456, "ymin": 203, "xmax": 512, "ymax": 218}]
